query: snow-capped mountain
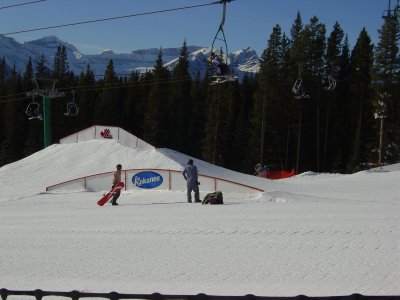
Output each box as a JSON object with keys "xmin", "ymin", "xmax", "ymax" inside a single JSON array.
[{"xmin": 0, "ymin": 35, "xmax": 260, "ymax": 79}]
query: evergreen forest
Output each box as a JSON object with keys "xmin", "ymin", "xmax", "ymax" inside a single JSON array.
[{"xmin": 0, "ymin": 12, "xmax": 399, "ymax": 175}]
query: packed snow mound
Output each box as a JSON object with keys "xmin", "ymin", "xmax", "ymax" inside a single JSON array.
[
  {"xmin": 0, "ymin": 139, "xmax": 267, "ymax": 194},
  {"xmin": 0, "ymin": 140, "xmax": 177, "ymax": 190}
]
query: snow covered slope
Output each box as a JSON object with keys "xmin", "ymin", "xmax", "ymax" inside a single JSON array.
[{"xmin": 0, "ymin": 139, "xmax": 399, "ymax": 296}]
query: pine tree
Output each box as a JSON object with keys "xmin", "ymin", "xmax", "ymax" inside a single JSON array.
[
  {"xmin": 291, "ymin": 11, "xmax": 303, "ymax": 43},
  {"xmin": 167, "ymin": 40, "xmax": 192, "ymax": 152},
  {"xmin": 35, "ymin": 54, "xmax": 50, "ymax": 78},
  {"xmin": 76, "ymin": 65, "xmax": 97, "ymax": 129},
  {"xmin": 187, "ymin": 73, "xmax": 208, "ymax": 158},
  {"xmin": 0, "ymin": 58, "xmax": 6, "ymax": 164},
  {"xmin": 286, "ymin": 16, "xmax": 327, "ymax": 172},
  {"xmin": 329, "ymin": 36, "xmax": 353, "ymax": 171},
  {"xmin": 23, "ymin": 58, "xmax": 34, "ymax": 83},
  {"xmin": 0, "ymin": 57, "xmax": 5, "ymax": 88},
  {"xmin": 201, "ymin": 84, "xmax": 228, "ymax": 166},
  {"xmin": 216, "ymin": 81, "xmax": 241, "ymax": 168},
  {"xmin": 96, "ymin": 59, "xmax": 120, "ymax": 125},
  {"xmin": 322, "ymin": 22, "xmax": 345, "ymax": 171},
  {"xmin": 347, "ymin": 29, "xmax": 375, "ymax": 172},
  {"xmin": 0, "ymin": 66, "xmax": 27, "ymax": 165},
  {"xmin": 373, "ymin": 7, "xmax": 400, "ymax": 163},
  {"xmin": 228, "ymin": 74, "xmax": 255, "ymax": 173},
  {"xmin": 143, "ymin": 49, "xmax": 170, "ymax": 146},
  {"xmin": 254, "ymin": 25, "xmax": 290, "ymax": 171},
  {"xmin": 53, "ymin": 45, "xmax": 70, "ymax": 83},
  {"xmin": 122, "ymin": 70, "xmax": 142, "ymax": 135},
  {"xmin": 303, "ymin": 16, "xmax": 327, "ymax": 172}
]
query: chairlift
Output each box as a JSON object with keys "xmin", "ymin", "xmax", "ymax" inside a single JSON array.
[
  {"xmin": 382, "ymin": 0, "xmax": 399, "ymax": 18},
  {"xmin": 382, "ymin": 9, "xmax": 390, "ymax": 19},
  {"xmin": 208, "ymin": 0, "xmax": 237, "ymax": 85},
  {"xmin": 292, "ymin": 64, "xmax": 310, "ymax": 99},
  {"xmin": 323, "ymin": 75, "xmax": 336, "ymax": 92},
  {"xmin": 323, "ymin": 61, "xmax": 337, "ymax": 91},
  {"xmin": 64, "ymin": 91, "xmax": 79, "ymax": 117},
  {"xmin": 25, "ymin": 96, "xmax": 42, "ymax": 120},
  {"xmin": 292, "ymin": 78, "xmax": 310, "ymax": 99},
  {"xmin": 65, "ymin": 102, "xmax": 79, "ymax": 117}
]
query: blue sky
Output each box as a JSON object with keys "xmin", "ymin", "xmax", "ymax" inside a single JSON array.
[{"xmin": 0, "ymin": 0, "xmax": 392, "ymax": 56}]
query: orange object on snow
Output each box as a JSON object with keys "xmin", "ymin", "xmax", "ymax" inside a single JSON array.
[{"xmin": 260, "ymin": 169, "xmax": 295, "ymax": 180}]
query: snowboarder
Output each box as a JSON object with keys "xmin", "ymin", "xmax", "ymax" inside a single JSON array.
[
  {"xmin": 111, "ymin": 164, "xmax": 122, "ymax": 205},
  {"xmin": 182, "ymin": 159, "xmax": 200, "ymax": 203}
]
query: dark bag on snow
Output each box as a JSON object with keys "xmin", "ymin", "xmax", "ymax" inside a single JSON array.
[{"xmin": 202, "ymin": 191, "xmax": 223, "ymax": 205}]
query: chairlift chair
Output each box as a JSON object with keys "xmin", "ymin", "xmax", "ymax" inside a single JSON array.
[
  {"xmin": 64, "ymin": 102, "xmax": 79, "ymax": 117},
  {"xmin": 292, "ymin": 64, "xmax": 310, "ymax": 99},
  {"xmin": 292, "ymin": 78, "xmax": 310, "ymax": 100},
  {"xmin": 323, "ymin": 75, "xmax": 336, "ymax": 92},
  {"xmin": 323, "ymin": 61, "xmax": 337, "ymax": 92},
  {"xmin": 64, "ymin": 91, "xmax": 79, "ymax": 117},
  {"xmin": 25, "ymin": 97, "xmax": 42, "ymax": 120},
  {"xmin": 209, "ymin": 0, "xmax": 238, "ymax": 85}
]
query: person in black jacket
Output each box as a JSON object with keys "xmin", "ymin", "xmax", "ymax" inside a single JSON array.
[{"xmin": 182, "ymin": 159, "xmax": 200, "ymax": 203}]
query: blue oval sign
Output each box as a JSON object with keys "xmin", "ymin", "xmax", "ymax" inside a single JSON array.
[{"xmin": 132, "ymin": 171, "xmax": 163, "ymax": 189}]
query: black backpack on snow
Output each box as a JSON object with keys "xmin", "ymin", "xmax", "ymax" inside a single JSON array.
[{"xmin": 202, "ymin": 191, "xmax": 223, "ymax": 205}]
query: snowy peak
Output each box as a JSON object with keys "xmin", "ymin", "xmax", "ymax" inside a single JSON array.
[
  {"xmin": 24, "ymin": 35, "xmax": 79, "ymax": 52},
  {"xmin": 98, "ymin": 49, "xmax": 115, "ymax": 56},
  {"xmin": 0, "ymin": 35, "xmax": 22, "ymax": 49},
  {"xmin": 164, "ymin": 46, "xmax": 260, "ymax": 79},
  {"xmin": 23, "ymin": 35, "xmax": 81, "ymax": 62},
  {"xmin": 232, "ymin": 47, "xmax": 260, "ymax": 73}
]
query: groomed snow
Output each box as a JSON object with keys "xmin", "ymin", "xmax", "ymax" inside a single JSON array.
[{"xmin": 0, "ymin": 140, "xmax": 399, "ymax": 297}]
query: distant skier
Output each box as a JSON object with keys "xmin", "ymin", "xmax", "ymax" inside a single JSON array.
[
  {"xmin": 182, "ymin": 159, "xmax": 200, "ymax": 203},
  {"xmin": 254, "ymin": 163, "xmax": 269, "ymax": 177},
  {"xmin": 259, "ymin": 165, "xmax": 269, "ymax": 177},
  {"xmin": 111, "ymin": 164, "xmax": 122, "ymax": 206}
]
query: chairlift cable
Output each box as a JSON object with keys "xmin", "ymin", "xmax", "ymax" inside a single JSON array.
[
  {"xmin": 1, "ymin": 1, "xmax": 221, "ymax": 36},
  {"xmin": 0, "ymin": 0, "xmax": 46, "ymax": 11},
  {"xmin": 0, "ymin": 76, "xmax": 193, "ymax": 104}
]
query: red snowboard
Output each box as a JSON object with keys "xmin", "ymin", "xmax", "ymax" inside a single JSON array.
[{"xmin": 97, "ymin": 182, "xmax": 124, "ymax": 206}]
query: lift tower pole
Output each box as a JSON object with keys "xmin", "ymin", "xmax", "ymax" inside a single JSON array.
[{"xmin": 26, "ymin": 78, "xmax": 65, "ymax": 148}]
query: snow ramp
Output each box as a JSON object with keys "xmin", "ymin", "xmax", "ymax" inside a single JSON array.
[
  {"xmin": 59, "ymin": 125, "xmax": 154, "ymax": 150},
  {"xmin": 46, "ymin": 126, "xmax": 265, "ymax": 194}
]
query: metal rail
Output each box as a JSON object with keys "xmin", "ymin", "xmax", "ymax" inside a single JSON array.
[{"xmin": 1, "ymin": 289, "xmax": 399, "ymax": 300}]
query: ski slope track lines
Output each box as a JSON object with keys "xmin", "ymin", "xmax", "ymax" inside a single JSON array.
[{"xmin": 0, "ymin": 127, "xmax": 399, "ymax": 296}]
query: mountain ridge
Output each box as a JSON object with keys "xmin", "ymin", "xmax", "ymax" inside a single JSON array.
[{"xmin": 0, "ymin": 35, "xmax": 260, "ymax": 79}]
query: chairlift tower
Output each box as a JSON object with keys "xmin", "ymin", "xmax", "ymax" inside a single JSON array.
[
  {"xmin": 26, "ymin": 78, "xmax": 65, "ymax": 148},
  {"xmin": 382, "ymin": 0, "xmax": 400, "ymax": 18},
  {"xmin": 374, "ymin": 93, "xmax": 388, "ymax": 166}
]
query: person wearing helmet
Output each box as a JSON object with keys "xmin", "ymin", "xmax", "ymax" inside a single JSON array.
[
  {"xmin": 182, "ymin": 159, "xmax": 200, "ymax": 203},
  {"xmin": 111, "ymin": 164, "xmax": 122, "ymax": 205}
]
